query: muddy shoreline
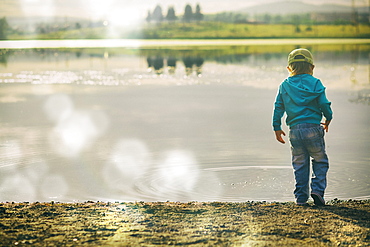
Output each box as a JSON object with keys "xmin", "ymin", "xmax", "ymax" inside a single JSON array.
[{"xmin": 1, "ymin": 199, "xmax": 369, "ymax": 246}]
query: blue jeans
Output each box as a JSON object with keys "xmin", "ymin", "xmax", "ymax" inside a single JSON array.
[{"xmin": 289, "ymin": 123, "xmax": 329, "ymax": 204}]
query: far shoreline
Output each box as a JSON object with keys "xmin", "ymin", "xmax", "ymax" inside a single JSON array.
[{"xmin": 0, "ymin": 38, "xmax": 369, "ymax": 49}]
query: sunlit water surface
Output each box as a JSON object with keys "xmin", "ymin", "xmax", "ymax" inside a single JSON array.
[{"xmin": 0, "ymin": 43, "xmax": 369, "ymax": 202}]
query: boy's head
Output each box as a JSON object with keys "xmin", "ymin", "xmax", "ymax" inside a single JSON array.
[{"xmin": 287, "ymin": 48, "xmax": 314, "ymax": 76}]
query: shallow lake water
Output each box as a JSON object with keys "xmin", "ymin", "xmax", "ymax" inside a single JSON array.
[{"xmin": 0, "ymin": 42, "xmax": 369, "ymax": 202}]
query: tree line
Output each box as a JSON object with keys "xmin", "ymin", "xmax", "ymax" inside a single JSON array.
[
  {"xmin": 146, "ymin": 4, "xmax": 204, "ymax": 23},
  {"xmin": 146, "ymin": 3, "xmax": 368, "ymax": 25},
  {"xmin": 0, "ymin": 17, "xmax": 9, "ymax": 40}
]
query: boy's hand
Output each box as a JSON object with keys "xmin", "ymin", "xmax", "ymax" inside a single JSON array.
[
  {"xmin": 274, "ymin": 130, "xmax": 286, "ymax": 144},
  {"xmin": 321, "ymin": 120, "xmax": 331, "ymax": 132}
]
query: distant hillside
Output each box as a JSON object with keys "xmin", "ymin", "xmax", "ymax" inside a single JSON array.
[
  {"xmin": 8, "ymin": 16, "xmax": 90, "ymax": 26},
  {"xmin": 238, "ymin": 1, "xmax": 368, "ymax": 15}
]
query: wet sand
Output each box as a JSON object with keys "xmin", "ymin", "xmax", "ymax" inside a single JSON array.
[{"xmin": 0, "ymin": 199, "xmax": 369, "ymax": 246}]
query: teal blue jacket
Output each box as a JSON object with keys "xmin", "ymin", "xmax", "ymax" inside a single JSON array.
[{"xmin": 273, "ymin": 74, "xmax": 333, "ymax": 131}]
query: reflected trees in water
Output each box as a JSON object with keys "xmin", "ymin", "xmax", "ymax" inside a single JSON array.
[
  {"xmin": 147, "ymin": 56, "xmax": 164, "ymax": 74},
  {"xmin": 183, "ymin": 57, "xmax": 204, "ymax": 76},
  {"xmin": 147, "ymin": 56, "xmax": 204, "ymax": 76},
  {"xmin": 167, "ymin": 57, "xmax": 177, "ymax": 74},
  {"xmin": 0, "ymin": 49, "xmax": 11, "ymax": 66}
]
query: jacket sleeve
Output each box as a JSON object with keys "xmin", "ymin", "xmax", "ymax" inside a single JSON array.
[
  {"xmin": 318, "ymin": 90, "xmax": 333, "ymax": 121},
  {"xmin": 272, "ymin": 87, "xmax": 285, "ymax": 131}
]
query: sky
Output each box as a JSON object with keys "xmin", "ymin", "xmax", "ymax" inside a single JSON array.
[{"xmin": 1, "ymin": 0, "xmax": 367, "ymax": 26}]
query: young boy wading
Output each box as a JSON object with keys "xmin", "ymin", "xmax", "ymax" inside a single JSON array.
[{"xmin": 272, "ymin": 48, "xmax": 333, "ymax": 206}]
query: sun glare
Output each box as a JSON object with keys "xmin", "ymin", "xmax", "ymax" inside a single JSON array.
[
  {"xmin": 44, "ymin": 94, "xmax": 109, "ymax": 158},
  {"xmin": 107, "ymin": 8, "xmax": 143, "ymax": 27},
  {"xmin": 84, "ymin": 0, "xmax": 115, "ymax": 20}
]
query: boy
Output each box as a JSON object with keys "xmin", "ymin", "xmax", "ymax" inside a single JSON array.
[{"xmin": 272, "ymin": 48, "xmax": 333, "ymax": 206}]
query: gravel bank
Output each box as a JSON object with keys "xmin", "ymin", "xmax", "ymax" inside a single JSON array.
[{"xmin": 1, "ymin": 199, "xmax": 369, "ymax": 246}]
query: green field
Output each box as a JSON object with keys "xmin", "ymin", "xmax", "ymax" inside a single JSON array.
[
  {"xmin": 8, "ymin": 22, "xmax": 370, "ymax": 40},
  {"xmin": 141, "ymin": 22, "xmax": 370, "ymax": 39}
]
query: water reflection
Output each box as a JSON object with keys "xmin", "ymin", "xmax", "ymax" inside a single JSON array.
[
  {"xmin": 103, "ymin": 139, "xmax": 151, "ymax": 194},
  {"xmin": 183, "ymin": 56, "xmax": 204, "ymax": 76},
  {"xmin": 41, "ymin": 174, "xmax": 69, "ymax": 199},
  {"xmin": 1, "ymin": 45, "xmax": 368, "ymax": 90},
  {"xmin": 0, "ymin": 155, "xmax": 69, "ymax": 202},
  {"xmin": 146, "ymin": 56, "xmax": 204, "ymax": 76},
  {"xmin": 147, "ymin": 56, "xmax": 164, "ymax": 74},
  {"xmin": 0, "ymin": 44, "xmax": 369, "ymax": 202},
  {"xmin": 167, "ymin": 57, "xmax": 177, "ymax": 74},
  {"xmin": 44, "ymin": 94, "xmax": 109, "ymax": 158},
  {"xmin": 149, "ymin": 150, "xmax": 201, "ymax": 200}
]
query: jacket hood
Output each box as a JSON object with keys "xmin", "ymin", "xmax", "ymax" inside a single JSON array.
[{"xmin": 281, "ymin": 74, "xmax": 325, "ymax": 106}]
